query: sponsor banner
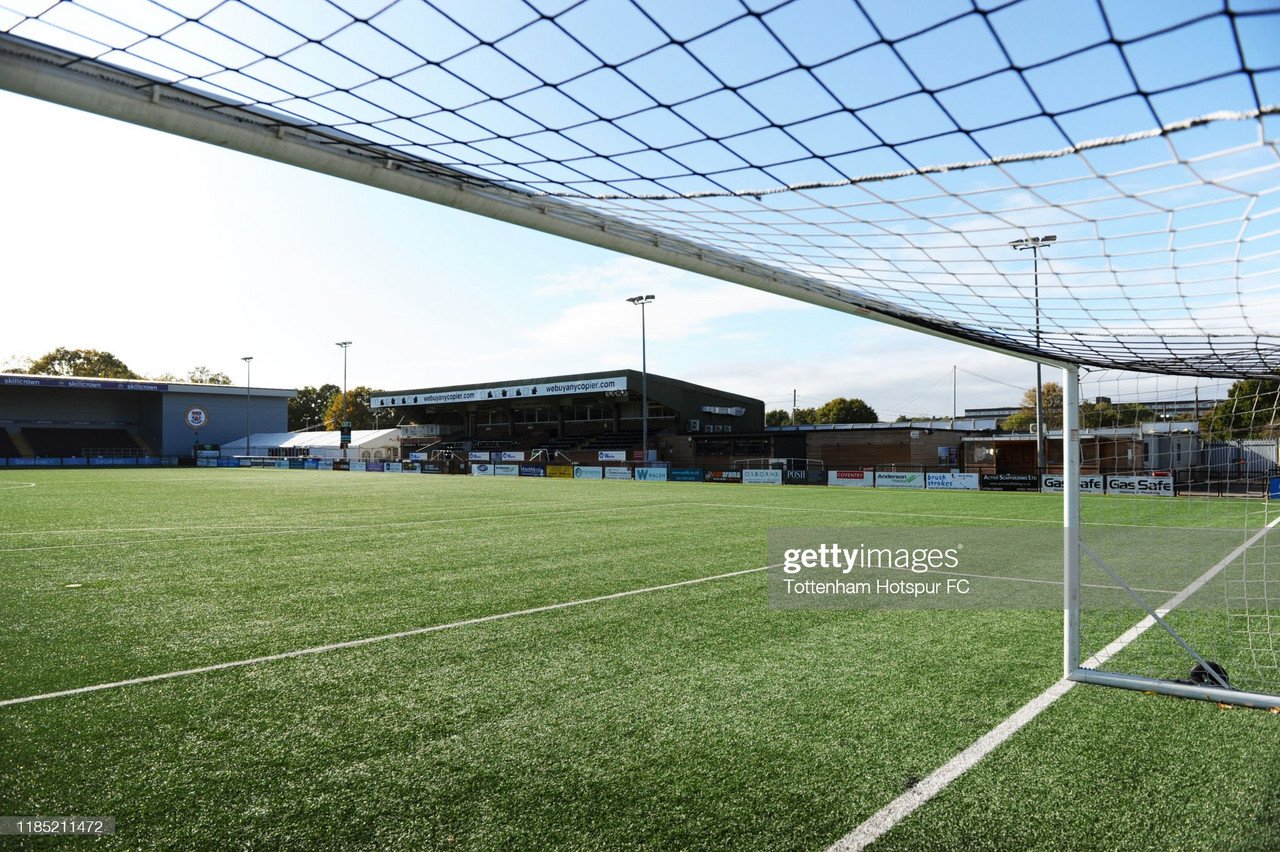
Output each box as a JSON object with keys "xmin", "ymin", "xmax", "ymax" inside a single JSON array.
[
  {"xmin": 574, "ymin": 466, "xmax": 604, "ymax": 480},
  {"xmin": 783, "ymin": 469, "xmax": 824, "ymax": 485},
  {"xmin": 349, "ymin": 460, "xmax": 367, "ymax": 472},
  {"xmin": 468, "ymin": 451, "xmax": 490, "ymax": 462},
  {"xmin": 500, "ymin": 451, "xmax": 525, "ymax": 461},
  {"xmin": 495, "ymin": 464, "xmax": 520, "ymax": 476},
  {"xmin": 89, "ymin": 457, "xmax": 137, "ymax": 467},
  {"xmin": 828, "ymin": 469, "xmax": 873, "ymax": 487},
  {"xmin": 401, "ymin": 463, "xmax": 417, "ymax": 473},
  {"xmin": 704, "ymin": 470, "xmax": 743, "ymax": 483},
  {"xmin": 288, "ymin": 459, "xmax": 305, "ymax": 469},
  {"xmin": 470, "ymin": 463, "xmax": 494, "ymax": 475},
  {"xmin": 519, "ymin": 464, "xmax": 546, "ymax": 477},
  {"xmin": 419, "ymin": 462, "xmax": 444, "ymax": 474},
  {"xmin": 598, "ymin": 450, "xmax": 627, "ymax": 462},
  {"xmin": 604, "ymin": 466, "xmax": 632, "ymax": 480},
  {"xmin": 10, "ymin": 457, "xmax": 59, "ymax": 466},
  {"xmin": 366, "ymin": 460, "xmax": 386, "ymax": 472},
  {"xmin": 373, "ymin": 375, "xmax": 627, "ymax": 409},
  {"xmin": 408, "ymin": 452, "xmax": 431, "ymax": 461},
  {"xmin": 670, "ymin": 467, "xmax": 703, "ymax": 482},
  {"xmin": 304, "ymin": 459, "xmax": 319, "ymax": 470},
  {"xmin": 743, "ymin": 469, "xmax": 783, "ymax": 485},
  {"xmin": 634, "ymin": 466, "xmax": 668, "ymax": 482},
  {"xmin": 227, "ymin": 458, "xmax": 250, "ymax": 468},
  {"xmin": 61, "ymin": 457, "xmax": 88, "ymax": 467},
  {"xmin": 1271, "ymin": 476, "xmax": 1280, "ymax": 500},
  {"xmin": 1040, "ymin": 474, "xmax": 1104, "ymax": 494},
  {"xmin": 980, "ymin": 473, "xmax": 1040, "ymax": 492},
  {"xmin": 876, "ymin": 471, "xmax": 925, "ymax": 489},
  {"xmin": 926, "ymin": 472, "xmax": 980, "ymax": 491},
  {"xmin": 0, "ymin": 375, "xmax": 168, "ymax": 392},
  {"xmin": 546, "ymin": 465, "xmax": 573, "ymax": 478},
  {"xmin": 386, "ymin": 462, "xmax": 404, "ymax": 473},
  {"xmin": 1105, "ymin": 475, "xmax": 1174, "ymax": 496},
  {"xmin": 318, "ymin": 460, "xmax": 334, "ymax": 471},
  {"xmin": 0, "ymin": 458, "xmax": 6, "ymax": 466}
]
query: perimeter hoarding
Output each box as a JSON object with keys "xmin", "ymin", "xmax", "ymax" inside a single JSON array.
[
  {"xmin": 470, "ymin": 463, "xmax": 494, "ymax": 475},
  {"xmin": 604, "ymin": 466, "xmax": 632, "ymax": 480},
  {"xmin": 704, "ymin": 470, "xmax": 742, "ymax": 483},
  {"xmin": 1041, "ymin": 474, "xmax": 1104, "ymax": 494},
  {"xmin": 925, "ymin": 472, "xmax": 979, "ymax": 491},
  {"xmin": 1105, "ymin": 475, "xmax": 1174, "ymax": 496},
  {"xmin": 519, "ymin": 464, "xmax": 546, "ymax": 477},
  {"xmin": 875, "ymin": 471, "xmax": 925, "ymax": 489},
  {"xmin": 981, "ymin": 473, "xmax": 1040, "ymax": 492},
  {"xmin": 743, "ymin": 469, "xmax": 783, "ymax": 485},
  {"xmin": 495, "ymin": 464, "xmax": 520, "ymax": 476},
  {"xmin": 634, "ymin": 467, "xmax": 668, "ymax": 482},
  {"xmin": 573, "ymin": 466, "xmax": 604, "ymax": 480},
  {"xmin": 546, "ymin": 465, "xmax": 573, "ymax": 478},
  {"xmin": 828, "ymin": 469, "xmax": 872, "ymax": 487},
  {"xmin": 670, "ymin": 468, "xmax": 703, "ymax": 482}
]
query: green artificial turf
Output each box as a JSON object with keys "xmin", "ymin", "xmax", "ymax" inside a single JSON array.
[{"xmin": 0, "ymin": 469, "xmax": 1276, "ymax": 849}]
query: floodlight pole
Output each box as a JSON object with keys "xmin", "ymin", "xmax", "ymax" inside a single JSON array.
[
  {"xmin": 1011, "ymin": 235, "xmax": 1056, "ymax": 476},
  {"xmin": 241, "ymin": 356, "xmax": 253, "ymax": 459},
  {"xmin": 627, "ymin": 295, "xmax": 655, "ymax": 460},
  {"xmin": 336, "ymin": 341, "xmax": 352, "ymax": 460}
]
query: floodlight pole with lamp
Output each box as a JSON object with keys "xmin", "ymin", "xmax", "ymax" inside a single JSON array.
[
  {"xmin": 336, "ymin": 341, "xmax": 352, "ymax": 460},
  {"xmin": 626, "ymin": 295, "xmax": 655, "ymax": 460},
  {"xmin": 241, "ymin": 356, "xmax": 253, "ymax": 459},
  {"xmin": 1010, "ymin": 234, "xmax": 1056, "ymax": 475}
]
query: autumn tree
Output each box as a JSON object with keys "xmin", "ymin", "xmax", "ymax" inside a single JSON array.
[
  {"xmin": 19, "ymin": 347, "xmax": 140, "ymax": 379},
  {"xmin": 1001, "ymin": 382, "xmax": 1063, "ymax": 431},
  {"xmin": 289, "ymin": 384, "xmax": 340, "ymax": 431},
  {"xmin": 814, "ymin": 396, "xmax": 878, "ymax": 424},
  {"xmin": 765, "ymin": 409, "xmax": 791, "ymax": 427},
  {"xmin": 1202, "ymin": 379, "xmax": 1280, "ymax": 439}
]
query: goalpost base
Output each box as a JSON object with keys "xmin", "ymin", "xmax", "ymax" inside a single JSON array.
[{"xmin": 1069, "ymin": 668, "xmax": 1280, "ymax": 711}]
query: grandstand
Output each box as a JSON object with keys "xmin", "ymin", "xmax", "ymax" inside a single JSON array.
[
  {"xmin": 0, "ymin": 373, "xmax": 294, "ymax": 460},
  {"xmin": 376, "ymin": 369, "xmax": 763, "ymax": 459}
]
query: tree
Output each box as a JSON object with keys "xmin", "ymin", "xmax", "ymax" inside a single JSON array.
[
  {"xmin": 1001, "ymin": 382, "xmax": 1063, "ymax": 431},
  {"xmin": 19, "ymin": 347, "xmax": 140, "ymax": 379},
  {"xmin": 290, "ymin": 384, "xmax": 340, "ymax": 431},
  {"xmin": 1079, "ymin": 399, "xmax": 1153, "ymax": 429},
  {"xmin": 765, "ymin": 409, "xmax": 791, "ymax": 427},
  {"xmin": 157, "ymin": 366, "xmax": 233, "ymax": 384},
  {"xmin": 814, "ymin": 397, "xmax": 878, "ymax": 424},
  {"xmin": 185, "ymin": 366, "xmax": 231, "ymax": 385},
  {"xmin": 791, "ymin": 406, "xmax": 818, "ymax": 425},
  {"xmin": 1202, "ymin": 379, "xmax": 1280, "ymax": 439},
  {"xmin": 324, "ymin": 386, "xmax": 395, "ymax": 431}
]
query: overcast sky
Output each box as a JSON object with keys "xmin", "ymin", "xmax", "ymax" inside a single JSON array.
[{"xmin": 0, "ymin": 87, "xmax": 1207, "ymax": 418}]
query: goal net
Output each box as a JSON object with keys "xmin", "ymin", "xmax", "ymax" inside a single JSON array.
[
  {"xmin": 1068, "ymin": 371, "xmax": 1279, "ymax": 706},
  {"xmin": 1, "ymin": 0, "xmax": 1277, "ymax": 705}
]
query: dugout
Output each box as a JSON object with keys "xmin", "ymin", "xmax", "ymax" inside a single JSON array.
[
  {"xmin": 373, "ymin": 369, "xmax": 763, "ymax": 457},
  {"xmin": 0, "ymin": 373, "xmax": 294, "ymax": 460}
]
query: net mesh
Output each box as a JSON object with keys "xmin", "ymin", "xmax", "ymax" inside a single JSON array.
[
  {"xmin": 1069, "ymin": 371, "xmax": 1280, "ymax": 696},
  {"xmin": 1, "ymin": 0, "xmax": 1278, "ymax": 375}
]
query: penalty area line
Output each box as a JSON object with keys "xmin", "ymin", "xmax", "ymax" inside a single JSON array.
[
  {"xmin": 0, "ymin": 564, "xmax": 773, "ymax": 710},
  {"xmin": 827, "ymin": 513, "xmax": 1280, "ymax": 851}
]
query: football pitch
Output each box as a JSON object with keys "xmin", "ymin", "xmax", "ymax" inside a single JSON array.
[{"xmin": 2, "ymin": 469, "xmax": 1278, "ymax": 850}]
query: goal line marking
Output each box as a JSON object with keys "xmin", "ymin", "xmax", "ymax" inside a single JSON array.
[{"xmin": 827, "ymin": 514, "xmax": 1280, "ymax": 851}]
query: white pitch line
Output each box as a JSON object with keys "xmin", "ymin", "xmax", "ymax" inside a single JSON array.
[
  {"xmin": 0, "ymin": 482, "xmax": 37, "ymax": 489},
  {"xmin": 827, "ymin": 514, "xmax": 1280, "ymax": 852},
  {"xmin": 0, "ymin": 564, "xmax": 773, "ymax": 709}
]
